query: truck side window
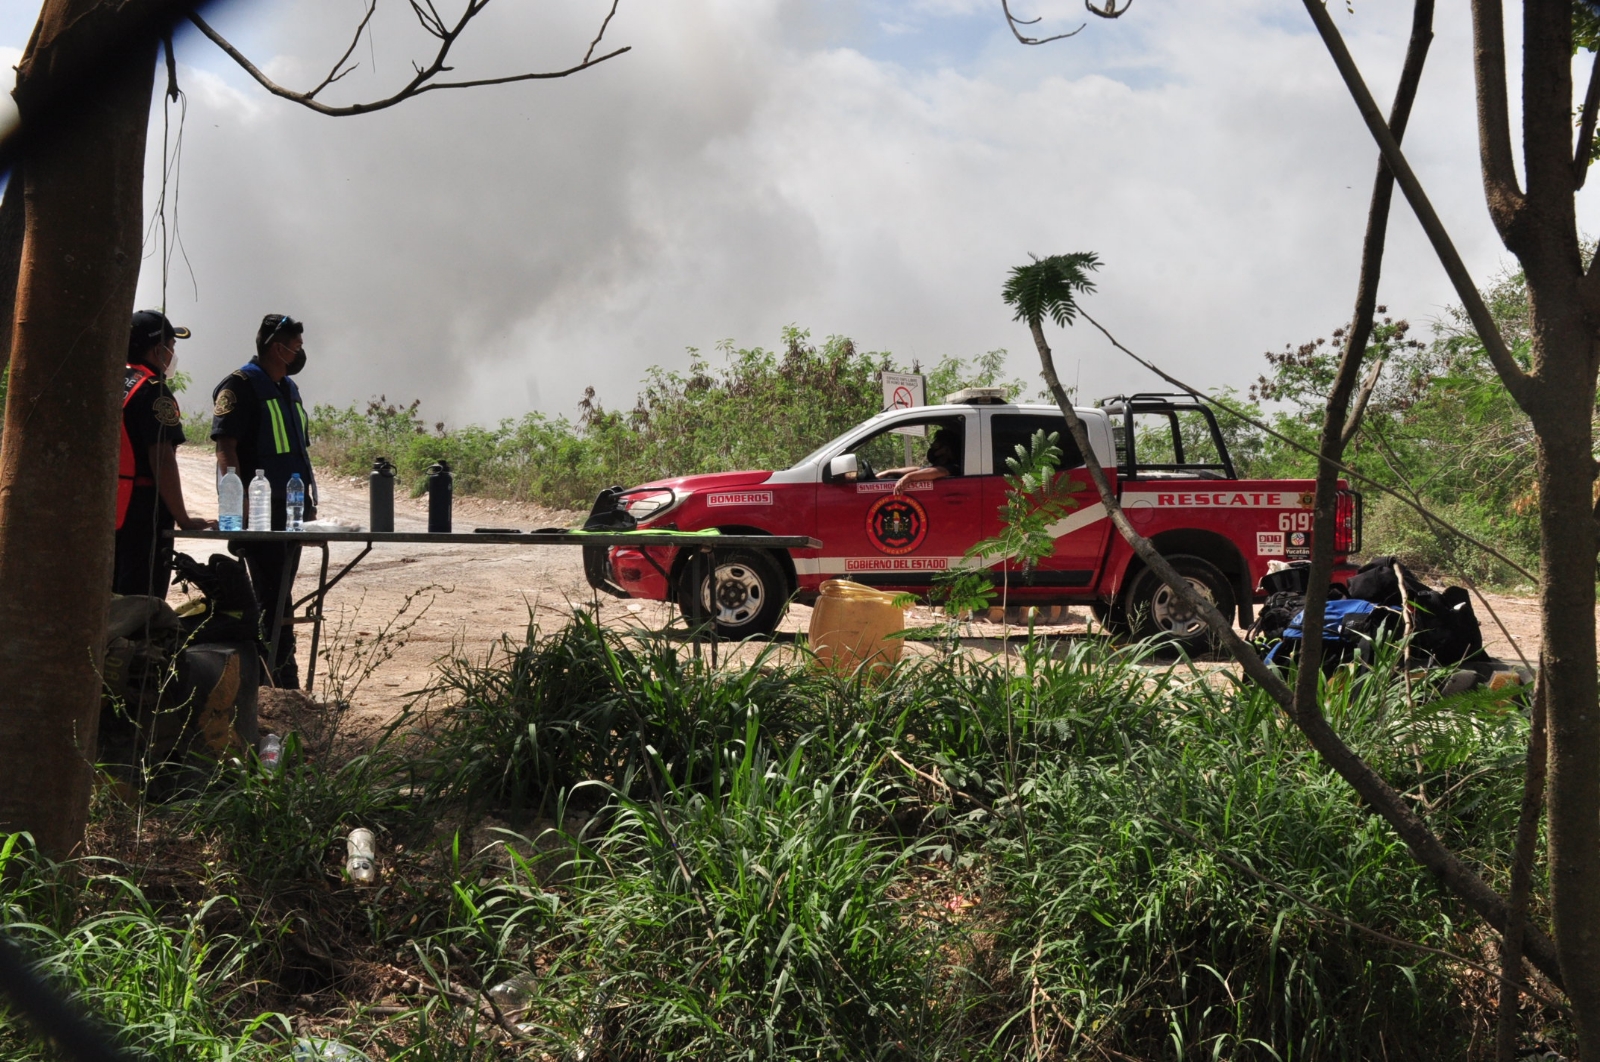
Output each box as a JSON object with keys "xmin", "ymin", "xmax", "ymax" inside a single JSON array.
[
  {"xmin": 990, "ymin": 415, "xmax": 1083, "ymax": 473},
  {"xmin": 852, "ymin": 415, "xmax": 967, "ymax": 478}
]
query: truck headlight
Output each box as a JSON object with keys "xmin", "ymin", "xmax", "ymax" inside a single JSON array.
[{"xmin": 623, "ymin": 489, "xmax": 681, "ymax": 522}]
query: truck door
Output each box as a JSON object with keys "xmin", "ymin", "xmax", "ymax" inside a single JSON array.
[
  {"xmin": 982, "ymin": 412, "xmax": 1110, "ymax": 591},
  {"xmin": 815, "ymin": 411, "xmax": 981, "ymax": 588}
]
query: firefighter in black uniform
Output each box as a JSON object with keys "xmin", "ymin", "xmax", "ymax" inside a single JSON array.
[
  {"xmin": 210, "ymin": 314, "xmax": 318, "ymax": 688},
  {"xmin": 114, "ymin": 310, "xmax": 215, "ymax": 597}
]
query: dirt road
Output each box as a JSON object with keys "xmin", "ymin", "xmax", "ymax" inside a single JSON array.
[{"xmin": 170, "ymin": 449, "xmax": 1548, "ymax": 727}]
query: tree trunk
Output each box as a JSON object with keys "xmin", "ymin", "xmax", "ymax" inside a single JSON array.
[
  {"xmin": 1531, "ymin": 382, "xmax": 1600, "ymax": 1039},
  {"xmin": 0, "ymin": 1, "xmax": 157, "ymax": 857},
  {"xmin": 0, "ymin": 163, "xmax": 22, "ymax": 375}
]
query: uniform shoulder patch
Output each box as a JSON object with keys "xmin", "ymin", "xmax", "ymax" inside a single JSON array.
[
  {"xmin": 213, "ymin": 389, "xmax": 237, "ymax": 417},
  {"xmin": 152, "ymin": 394, "xmax": 182, "ymax": 427}
]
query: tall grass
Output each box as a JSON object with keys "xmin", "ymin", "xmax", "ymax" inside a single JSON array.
[{"xmin": 0, "ymin": 620, "xmax": 1561, "ymax": 1059}]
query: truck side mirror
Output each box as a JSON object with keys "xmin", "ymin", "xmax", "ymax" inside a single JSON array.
[{"xmin": 827, "ymin": 454, "xmax": 858, "ymax": 482}]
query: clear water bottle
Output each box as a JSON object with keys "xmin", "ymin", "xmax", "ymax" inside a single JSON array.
[
  {"xmin": 286, "ymin": 473, "xmax": 305, "ymax": 532},
  {"xmin": 346, "ymin": 828, "xmax": 377, "ymax": 885},
  {"xmin": 218, "ymin": 467, "xmax": 244, "ymax": 531},
  {"xmin": 292, "ymin": 1040, "xmax": 371, "ymax": 1061},
  {"xmin": 247, "ymin": 470, "xmax": 271, "ymax": 531},
  {"xmin": 259, "ymin": 733, "xmax": 282, "ymax": 773},
  {"xmin": 487, "ymin": 974, "xmax": 536, "ymax": 1017}
]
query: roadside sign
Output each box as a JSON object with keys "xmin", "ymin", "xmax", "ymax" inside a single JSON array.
[{"xmin": 881, "ymin": 372, "xmax": 926, "ymax": 437}]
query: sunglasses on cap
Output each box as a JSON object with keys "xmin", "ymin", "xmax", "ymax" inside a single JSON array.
[{"xmin": 261, "ymin": 313, "xmax": 301, "ymax": 337}]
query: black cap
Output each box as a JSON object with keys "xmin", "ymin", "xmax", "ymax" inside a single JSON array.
[
  {"xmin": 130, "ymin": 309, "xmax": 191, "ymax": 347},
  {"xmin": 256, "ymin": 313, "xmax": 303, "ymax": 354}
]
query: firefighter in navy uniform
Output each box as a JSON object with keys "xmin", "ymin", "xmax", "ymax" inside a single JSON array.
[
  {"xmin": 210, "ymin": 314, "xmax": 318, "ymax": 688},
  {"xmin": 114, "ymin": 310, "xmax": 215, "ymax": 597}
]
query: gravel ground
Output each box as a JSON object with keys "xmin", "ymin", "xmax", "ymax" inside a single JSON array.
[{"xmin": 169, "ymin": 448, "xmax": 1554, "ymax": 733}]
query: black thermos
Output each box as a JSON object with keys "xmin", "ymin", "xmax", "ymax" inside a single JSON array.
[
  {"xmin": 369, "ymin": 456, "xmax": 395, "ymax": 533},
  {"xmin": 427, "ymin": 460, "xmax": 453, "ymax": 533}
]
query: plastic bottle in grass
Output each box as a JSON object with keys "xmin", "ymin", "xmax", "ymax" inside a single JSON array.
[
  {"xmin": 487, "ymin": 974, "xmax": 536, "ymax": 1017},
  {"xmin": 259, "ymin": 733, "xmax": 282, "ymax": 773},
  {"xmin": 346, "ymin": 828, "xmax": 377, "ymax": 884},
  {"xmin": 292, "ymin": 1039, "xmax": 370, "ymax": 1061}
]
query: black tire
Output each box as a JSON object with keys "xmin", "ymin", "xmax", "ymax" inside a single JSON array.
[
  {"xmin": 1090, "ymin": 598, "xmax": 1129, "ymax": 636},
  {"xmin": 677, "ymin": 548, "xmax": 788, "ymax": 639},
  {"xmin": 1123, "ymin": 554, "xmax": 1235, "ymax": 654}
]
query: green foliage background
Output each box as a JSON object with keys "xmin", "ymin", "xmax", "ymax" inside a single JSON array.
[
  {"xmin": 295, "ymin": 270, "xmax": 1566, "ymax": 585},
  {"xmin": 1192, "ymin": 270, "xmax": 1563, "ymax": 586},
  {"xmin": 306, "ymin": 328, "xmax": 1023, "ymax": 511}
]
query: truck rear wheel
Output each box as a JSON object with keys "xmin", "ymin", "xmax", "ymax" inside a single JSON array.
[
  {"xmin": 678, "ymin": 548, "xmax": 788, "ymax": 639},
  {"xmin": 1123, "ymin": 554, "xmax": 1234, "ymax": 653}
]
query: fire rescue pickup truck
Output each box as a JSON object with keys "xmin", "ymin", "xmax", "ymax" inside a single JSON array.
[{"xmin": 584, "ymin": 390, "xmax": 1361, "ymax": 650}]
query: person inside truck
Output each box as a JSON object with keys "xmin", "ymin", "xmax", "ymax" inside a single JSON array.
[{"xmin": 882, "ymin": 426, "xmax": 962, "ymax": 494}]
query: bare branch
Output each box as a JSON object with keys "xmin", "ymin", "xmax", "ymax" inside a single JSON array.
[
  {"xmin": 304, "ymin": 0, "xmax": 378, "ymax": 100},
  {"xmin": 1299, "ymin": 0, "xmax": 1532, "ymax": 408},
  {"xmin": 1574, "ymin": 47, "xmax": 1600, "ymax": 188},
  {"xmin": 1294, "ymin": 0, "xmax": 1431, "ymax": 723},
  {"xmin": 1079, "ymin": 311, "xmax": 1538, "ymax": 583},
  {"xmin": 585, "ymin": 0, "xmax": 621, "ymax": 65},
  {"xmin": 1467, "ymin": 0, "xmax": 1525, "ymax": 234},
  {"xmin": 1001, "ymin": 0, "xmax": 1083, "ymax": 44},
  {"xmin": 1339, "ymin": 355, "xmax": 1384, "ymax": 448},
  {"xmin": 1085, "ymin": 0, "xmax": 1131, "ymax": 17},
  {"xmin": 1498, "ymin": 672, "xmax": 1551, "ymax": 1060},
  {"xmin": 190, "ymin": 3, "xmax": 630, "ymax": 118}
]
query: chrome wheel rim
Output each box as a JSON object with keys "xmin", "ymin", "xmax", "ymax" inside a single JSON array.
[
  {"xmin": 1148, "ymin": 576, "xmax": 1213, "ymax": 638},
  {"xmin": 701, "ymin": 561, "xmax": 766, "ymax": 627}
]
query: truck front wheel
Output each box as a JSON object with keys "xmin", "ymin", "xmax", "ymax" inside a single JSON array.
[
  {"xmin": 677, "ymin": 548, "xmax": 788, "ymax": 639},
  {"xmin": 1123, "ymin": 554, "xmax": 1235, "ymax": 653}
]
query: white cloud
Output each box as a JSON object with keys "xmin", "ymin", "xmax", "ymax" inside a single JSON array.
[{"xmin": 51, "ymin": 0, "xmax": 1586, "ymax": 430}]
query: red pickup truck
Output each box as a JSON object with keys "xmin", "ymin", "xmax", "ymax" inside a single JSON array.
[{"xmin": 585, "ymin": 391, "xmax": 1361, "ymax": 650}]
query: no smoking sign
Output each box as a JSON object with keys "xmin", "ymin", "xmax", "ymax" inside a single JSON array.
[{"xmin": 881, "ymin": 372, "xmax": 926, "ymax": 437}]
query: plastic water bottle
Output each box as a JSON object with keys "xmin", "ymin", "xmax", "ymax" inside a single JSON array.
[
  {"xmin": 346, "ymin": 828, "xmax": 377, "ymax": 885},
  {"xmin": 286, "ymin": 473, "xmax": 305, "ymax": 532},
  {"xmin": 487, "ymin": 975, "xmax": 535, "ymax": 1017},
  {"xmin": 247, "ymin": 470, "xmax": 271, "ymax": 531},
  {"xmin": 292, "ymin": 1040, "xmax": 370, "ymax": 1061},
  {"xmin": 259, "ymin": 733, "xmax": 282, "ymax": 773},
  {"xmin": 218, "ymin": 468, "xmax": 244, "ymax": 531}
]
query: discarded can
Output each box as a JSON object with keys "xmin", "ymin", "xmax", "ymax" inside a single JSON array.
[
  {"xmin": 427, "ymin": 461, "xmax": 453, "ymax": 533},
  {"xmin": 346, "ymin": 828, "xmax": 377, "ymax": 885},
  {"xmin": 369, "ymin": 457, "xmax": 395, "ymax": 533}
]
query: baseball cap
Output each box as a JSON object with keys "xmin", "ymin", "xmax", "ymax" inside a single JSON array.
[{"xmin": 130, "ymin": 309, "xmax": 191, "ymax": 346}]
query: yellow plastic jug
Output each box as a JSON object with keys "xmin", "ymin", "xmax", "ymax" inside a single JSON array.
[{"xmin": 809, "ymin": 579, "xmax": 907, "ymax": 675}]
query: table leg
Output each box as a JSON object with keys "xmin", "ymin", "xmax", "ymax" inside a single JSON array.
[
  {"xmin": 267, "ymin": 548, "xmax": 295, "ymax": 686},
  {"xmin": 304, "ymin": 541, "xmax": 331, "ymax": 693}
]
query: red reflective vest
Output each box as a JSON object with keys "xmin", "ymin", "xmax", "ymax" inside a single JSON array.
[{"xmin": 115, "ymin": 364, "xmax": 159, "ymax": 530}]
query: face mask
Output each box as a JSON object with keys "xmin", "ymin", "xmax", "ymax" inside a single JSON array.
[{"xmin": 287, "ymin": 347, "xmax": 307, "ymax": 376}]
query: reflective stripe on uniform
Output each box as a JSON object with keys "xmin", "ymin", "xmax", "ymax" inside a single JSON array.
[{"xmin": 266, "ymin": 399, "xmax": 291, "ymax": 454}]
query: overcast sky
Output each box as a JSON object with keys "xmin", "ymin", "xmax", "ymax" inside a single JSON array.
[{"xmin": 4, "ymin": 1, "xmax": 1595, "ymax": 427}]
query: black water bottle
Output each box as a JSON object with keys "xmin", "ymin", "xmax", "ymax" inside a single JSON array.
[
  {"xmin": 369, "ymin": 456, "xmax": 395, "ymax": 533},
  {"xmin": 427, "ymin": 460, "xmax": 453, "ymax": 533}
]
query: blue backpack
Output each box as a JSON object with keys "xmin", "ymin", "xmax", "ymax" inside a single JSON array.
[{"xmin": 1264, "ymin": 598, "xmax": 1396, "ymax": 669}]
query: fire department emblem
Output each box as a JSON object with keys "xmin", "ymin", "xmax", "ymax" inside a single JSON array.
[{"xmin": 866, "ymin": 494, "xmax": 928, "ymax": 555}]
